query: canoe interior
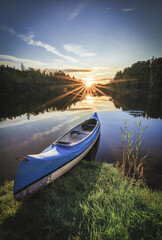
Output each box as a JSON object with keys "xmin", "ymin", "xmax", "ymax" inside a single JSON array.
[{"xmin": 56, "ymin": 118, "xmax": 97, "ymax": 146}]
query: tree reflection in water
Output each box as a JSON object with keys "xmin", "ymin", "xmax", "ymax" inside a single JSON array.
[{"xmin": 0, "ymin": 75, "xmax": 162, "ymax": 121}]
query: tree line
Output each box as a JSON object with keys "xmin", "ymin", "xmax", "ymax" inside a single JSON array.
[
  {"xmin": 0, "ymin": 65, "xmax": 80, "ymax": 98},
  {"xmin": 97, "ymin": 57, "xmax": 162, "ymax": 119},
  {"xmin": 114, "ymin": 57, "xmax": 162, "ymax": 81},
  {"xmin": 0, "ymin": 65, "xmax": 82, "ymax": 120}
]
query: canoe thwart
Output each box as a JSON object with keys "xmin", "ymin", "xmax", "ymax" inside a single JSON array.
[
  {"xmin": 57, "ymin": 141, "xmax": 72, "ymax": 145},
  {"xmin": 82, "ymin": 120, "xmax": 97, "ymax": 131}
]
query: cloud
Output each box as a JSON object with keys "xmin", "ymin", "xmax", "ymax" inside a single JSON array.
[
  {"xmin": 2, "ymin": 25, "xmax": 78, "ymax": 63},
  {"xmin": 106, "ymin": 8, "xmax": 135, "ymax": 12},
  {"xmin": 0, "ymin": 54, "xmax": 47, "ymax": 67},
  {"xmin": 64, "ymin": 68, "xmax": 92, "ymax": 73},
  {"xmin": 93, "ymin": 71, "xmax": 119, "ymax": 76},
  {"xmin": 92, "ymin": 66, "xmax": 125, "ymax": 71},
  {"xmin": 61, "ymin": 66, "xmax": 126, "ymax": 78},
  {"xmin": 43, "ymin": 68, "xmax": 92, "ymax": 74},
  {"xmin": 0, "ymin": 61, "xmax": 15, "ymax": 66},
  {"xmin": 68, "ymin": 2, "xmax": 86, "ymax": 22},
  {"xmin": 95, "ymin": 77, "xmax": 113, "ymax": 81},
  {"xmin": 63, "ymin": 44, "xmax": 96, "ymax": 57},
  {"xmin": 121, "ymin": 8, "xmax": 136, "ymax": 12}
]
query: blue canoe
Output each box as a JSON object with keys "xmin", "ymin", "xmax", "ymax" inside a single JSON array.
[{"xmin": 14, "ymin": 112, "xmax": 100, "ymax": 201}]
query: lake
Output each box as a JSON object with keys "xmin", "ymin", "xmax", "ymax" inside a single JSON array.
[{"xmin": 0, "ymin": 95, "xmax": 162, "ymax": 189}]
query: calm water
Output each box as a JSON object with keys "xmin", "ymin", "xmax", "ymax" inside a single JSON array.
[{"xmin": 0, "ymin": 95, "xmax": 162, "ymax": 188}]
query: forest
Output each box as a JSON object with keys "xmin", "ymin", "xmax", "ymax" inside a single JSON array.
[
  {"xmin": 98, "ymin": 57, "xmax": 162, "ymax": 119},
  {"xmin": 0, "ymin": 65, "xmax": 81, "ymax": 97},
  {"xmin": 0, "ymin": 65, "xmax": 82, "ymax": 120},
  {"xmin": 114, "ymin": 57, "xmax": 162, "ymax": 81}
]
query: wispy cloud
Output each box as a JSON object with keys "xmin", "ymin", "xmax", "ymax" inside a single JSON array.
[
  {"xmin": 1, "ymin": 25, "xmax": 78, "ymax": 63},
  {"xmin": 94, "ymin": 77, "xmax": 113, "ymax": 81},
  {"xmin": 121, "ymin": 8, "xmax": 136, "ymax": 12},
  {"xmin": 43, "ymin": 68, "xmax": 92, "ymax": 74},
  {"xmin": 0, "ymin": 61, "xmax": 15, "ymax": 66},
  {"xmin": 68, "ymin": 2, "xmax": 86, "ymax": 22},
  {"xmin": 62, "ymin": 66, "xmax": 125, "ymax": 77},
  {"xmin": 93, "ymin": 71, "xmax": 119, "ymax": 76},
  {"xmin": 64, "ymin": 69, "xmax": 92, "ymax": 73},
  {"xmin": 106, "ymin": 7, "xmax": 135, "ymax": 12},
  {"xmin": 0, "ymin": 54, "xmax": 47, "ymax": 67},
  {"xmin": 92, "ymin": 66, "xmax": 125, "ymax": 71},
  {"xmin": 63, "ymin": 44, "xmax": 96, "ymax": 57},
  {"xmin": 90, "ymin": 66, "xmax": 126, "ymax": 79}
]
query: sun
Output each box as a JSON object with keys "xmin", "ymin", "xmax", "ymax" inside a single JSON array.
[
  {"xmin": 85, "ymin": 76, "xmax": 94, "ymax": 87},
  {"xmin": 86, "ymin": 80, "xmax": 93, "ymax": 87}
]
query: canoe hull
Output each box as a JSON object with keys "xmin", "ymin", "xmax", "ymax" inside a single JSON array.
[{"xmin": 14, "ymin": 131, "xmax": 99, "ymax": 201}]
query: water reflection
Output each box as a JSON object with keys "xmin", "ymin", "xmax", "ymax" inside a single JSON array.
[
  {"xmin": 1, "ymin": 78, "xmax": 162, "ymax": 122},
  {"xmin": 0, "ymin": 90, "xmax": 162, "ymax": 189},
  {"xmin": 97, "ymin": 80, "xmax": 162, "ymax": 119}
]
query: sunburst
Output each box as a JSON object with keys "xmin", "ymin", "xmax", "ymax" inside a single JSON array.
[
  {"xmin": 84, "ymin": 76, "xmax": 94, "ymax": 88},
  {"xmin": 32, "ymin": 74, "xmax": 123, "ymax": 112}
]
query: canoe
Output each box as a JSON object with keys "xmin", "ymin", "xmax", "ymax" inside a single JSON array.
[{"xmin": 14, "ymin": 112, "xmax": 100, "ymax": 201}]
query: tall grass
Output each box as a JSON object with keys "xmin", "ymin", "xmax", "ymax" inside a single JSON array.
[
  {"xmin": 0, "ymin": 161, "xmax": 161, "ymax": 240},
  {"xmin": 121, "ymin": 117, "xmax": 149, "ymax": 181}
]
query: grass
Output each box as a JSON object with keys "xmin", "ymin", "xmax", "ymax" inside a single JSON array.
[{"xmin": 0, "ymin": 161, "xmax": 162, "ymax": 240}]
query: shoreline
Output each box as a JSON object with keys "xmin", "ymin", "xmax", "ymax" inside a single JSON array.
[{"xmin": 0, "ymin": 160, "xmax": 162, "ymax": 240}]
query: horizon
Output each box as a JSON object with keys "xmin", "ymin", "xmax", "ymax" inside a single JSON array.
[{"xmin": 0, "ymin": 0, "xmax": 162, "ymax": 83}]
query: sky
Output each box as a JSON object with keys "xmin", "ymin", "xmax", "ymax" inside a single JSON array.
[{"xmin": 0, "ymin": 0, "xmax": 162, "ymax": 82}]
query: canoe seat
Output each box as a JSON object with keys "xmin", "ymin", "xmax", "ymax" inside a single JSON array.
[
  {"xmin": 82, "ymin": 119, "xmax": 97, "ymax": 130},
  {"xmin": 57, "ymin": 141, "xmax": 72, "ymax": 145},
  {"xmin": 71, "ymin": 130, "xmax": 90, "ymax": 135},
  {"xmin": 82, "ymin": 125, "xmax": 96, "ymax": 131},
  {"xmin": 86, "ymin": 124, "xmax": 96, "ymax": 127}
]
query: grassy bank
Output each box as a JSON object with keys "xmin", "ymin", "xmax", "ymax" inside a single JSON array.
[{"xmin": 0, "ymin": 161, "xmax": 162, "ymax": 240}]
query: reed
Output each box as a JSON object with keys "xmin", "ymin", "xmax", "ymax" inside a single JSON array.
[{"xmin": 121, "ymin": 117, "xmax": 149, "ymax": 182}]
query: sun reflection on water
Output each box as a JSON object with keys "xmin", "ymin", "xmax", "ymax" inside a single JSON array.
[{"xmin": 32, "ymin": 74, "xmax": 115, "ymax": 113}]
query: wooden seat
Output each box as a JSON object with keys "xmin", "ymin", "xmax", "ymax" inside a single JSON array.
[
  {"xmin": 71, "ymin": 130, "xmax": 90, "ymax": 135},
  {"xmin": 57, "ymin": 141, "xmax": 72, "ymax": 145}
]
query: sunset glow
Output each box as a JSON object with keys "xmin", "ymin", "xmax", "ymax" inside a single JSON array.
[
  {"xmin": 86, "ymin": 80, "xmax": 93, "ymax": 87},
  {"xmin": 1, "ymin": 1, "xmax": 161, "ymax": 81},
  {"xmin": 84, "ymin": 76, "xmax": 94, "ymax": 87},
  {"xmin": 86, "ymin": 95, "xmax": 94, "ymax": 100}
]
